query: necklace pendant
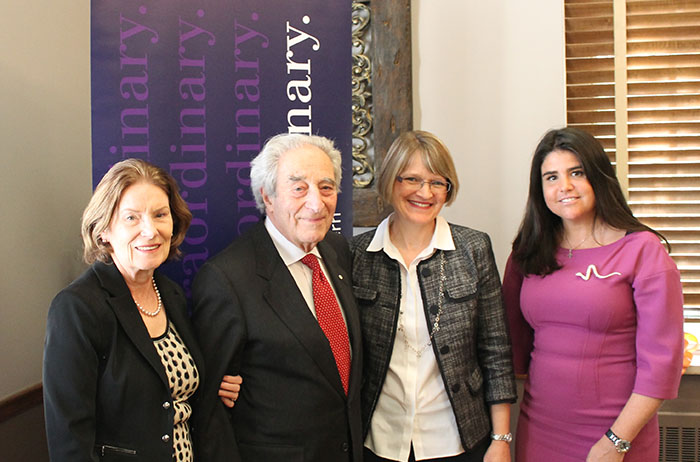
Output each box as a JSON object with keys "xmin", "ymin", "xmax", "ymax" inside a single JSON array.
[{"xmin": 564, "ymin": 233, "xmax": 591, "ymax": 259}]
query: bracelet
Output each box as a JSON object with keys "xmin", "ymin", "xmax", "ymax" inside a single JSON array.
[{"xmin": 490, "ymin": 433, "xmax": 513, "ymax": 443}]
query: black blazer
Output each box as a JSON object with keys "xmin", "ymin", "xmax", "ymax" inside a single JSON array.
[
  {"xmin": 191, "ymin": 222, "xmax": 363, "ymax": 462},
  {"xmin": 43, "ymin": 262, "xmax": 204, "ymax": 461}
]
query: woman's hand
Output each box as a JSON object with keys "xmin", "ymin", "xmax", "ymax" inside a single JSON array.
[
  {"xmin": 585, "ymin": 393, "xmax": 661, "ymax": 461},
  {"xmin": 218, "ymin": 375, "xmax": 243, "ymax": 408},
  {"xmin": 585, "ymin": 436, "xmax": 624, "ymax": 462},
  {"xmin": 483, "ymin": 440, "xmax": 511, "ymax": 462}
]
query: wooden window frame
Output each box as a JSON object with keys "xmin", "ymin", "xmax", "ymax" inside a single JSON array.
[{"xmin": 565, "ymin": 0, "xmax": 700, "ymax": 321}]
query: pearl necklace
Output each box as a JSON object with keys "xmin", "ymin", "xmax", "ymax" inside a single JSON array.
[
  {"xmin": 133, "ymin": 276, "xmax": 162, "ymax": 317},
  {"xmin": 397, "ymin": 252, "xmax": 446, "ymax": 357}
]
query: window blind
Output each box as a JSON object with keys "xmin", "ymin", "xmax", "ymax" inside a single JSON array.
[{"xmin": 565, "ymin": 0, "xmax": 700, "ymax": 320}]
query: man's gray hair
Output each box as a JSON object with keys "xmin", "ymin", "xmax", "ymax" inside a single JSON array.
[{"xmin": 250, "ymin": 133, "xmax": 343, "ymax": 214}]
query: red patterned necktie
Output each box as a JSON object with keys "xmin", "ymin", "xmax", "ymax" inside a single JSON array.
[{"xmin": 301, "ymin": 254, "xmax": 351, "ymax": 394}]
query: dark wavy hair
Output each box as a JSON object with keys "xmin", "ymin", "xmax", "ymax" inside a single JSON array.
[{"xmin": 511, "ymin": 127, "xmax": 666, "ymax": 276}]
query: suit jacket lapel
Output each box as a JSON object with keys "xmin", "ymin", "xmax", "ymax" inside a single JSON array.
[
  {"xmin": 93, "ymin": 262, "xmax": 170, "ymax": 388},
  {"xmin": 252, "ymin": 227, "xmax": 348, "ymax": 397},
  {"xmin": 155, "ymin": 273, "xmax": 205, "ymax": 381}
]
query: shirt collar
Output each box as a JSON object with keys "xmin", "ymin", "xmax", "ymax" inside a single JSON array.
[
  {"xmin": 264, "ymin": 217, "xmax": 321, "ymax": 266},
  {"xmin": 366, "ymin": 213, "xmax": 455, "ymax": 257}
]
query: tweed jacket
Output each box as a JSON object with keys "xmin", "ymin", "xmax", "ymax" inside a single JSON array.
[{"xmin": 349, "ymin": 222, "xmax": 517, "ymax": 450}]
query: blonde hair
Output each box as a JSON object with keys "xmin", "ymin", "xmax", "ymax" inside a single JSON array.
[
  {"xmin": 81, "ymin": 158, "xmax": 192, "ymax": 264},
  {"xmin": 377, "ymin": 130, "xmax": 459, "ymax": 206}
]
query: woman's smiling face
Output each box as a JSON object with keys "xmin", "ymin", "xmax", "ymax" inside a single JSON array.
[
  {"xmin": 541, "ymin": 149, "xmax": 596, "ymax": 226},
  {"xmin": 391, "ymin": 151, "xmax": 448, "ymax": 227},
  {"xmin": 101, "ymin": 181, "xmax": 173, "ymax": 282}
]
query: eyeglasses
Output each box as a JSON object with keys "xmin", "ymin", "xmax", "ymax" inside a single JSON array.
[{"xmin": 396, "ymin": 176, "xmax": 451, "ymax": 193}]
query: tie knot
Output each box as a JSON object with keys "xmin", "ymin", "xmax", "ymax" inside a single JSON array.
[{"xmin": 301, "ymin": 254, "xmax": 320, "ymax": 271}]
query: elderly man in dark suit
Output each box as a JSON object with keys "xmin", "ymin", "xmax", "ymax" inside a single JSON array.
[{"xmin": 192, "ymin": 133, "xmax": 362, "ymax": 462}]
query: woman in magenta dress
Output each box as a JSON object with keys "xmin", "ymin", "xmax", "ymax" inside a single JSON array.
[{"xmin": 503, "ymin": 127, "xmax": 684, "ymax": 461}]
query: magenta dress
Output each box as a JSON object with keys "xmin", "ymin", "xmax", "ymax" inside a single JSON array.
[{"xmin": 503, "ymin": 232, "xmax": 684, "ymax": 461}]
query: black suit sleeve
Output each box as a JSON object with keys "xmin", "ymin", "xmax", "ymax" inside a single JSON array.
[
  {"xmin": 191, "ymin": 261, "xmax": 244, "ymax": 462},
  {"xmin": 43, "ymin": 290, "xmax": 102, "ymax": 462}
]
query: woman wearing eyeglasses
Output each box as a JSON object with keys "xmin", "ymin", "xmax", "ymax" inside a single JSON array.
[{"xmin": 350, "ymin": 130, "xmax": 517, "ymax": 462}]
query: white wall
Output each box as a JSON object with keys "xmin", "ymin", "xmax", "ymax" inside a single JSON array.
[
  {"xmin": 0, "ymin": 2, "xmax": 565, "ymax": 399},
  {"xmin": 412, "ymin": 1, "xmax": 566, "ymax": 270},
  {"xmin": 1, "ymin": 4, "xmax": 91, "ymax": 399}
]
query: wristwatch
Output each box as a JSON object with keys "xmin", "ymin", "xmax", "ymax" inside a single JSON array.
[
  {"xmin": 605, "ymin": 429, "xmax": 631, "ymax": 453},
  {"xmin": 490, "ymin": 433, "xmax": 513, "ymax": 443}
]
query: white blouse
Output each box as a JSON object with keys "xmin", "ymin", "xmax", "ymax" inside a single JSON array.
[{"xmin": 364, "ymin": 215, "xmax": 464, "ymax": 462}]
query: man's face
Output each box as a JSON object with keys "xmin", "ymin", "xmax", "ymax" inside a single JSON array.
[{"xmin": 263, "ymin": 144, "xmax": 338, "ymax": 252}]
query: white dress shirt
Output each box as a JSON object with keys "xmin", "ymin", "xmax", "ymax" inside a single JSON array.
[
  {"xmin": 264, "ymin": 218, "xmax": 347, "ymax": 326},
  {"xmin": 364, "ymin": 215, "xmax": 463, "ymax": 462}
]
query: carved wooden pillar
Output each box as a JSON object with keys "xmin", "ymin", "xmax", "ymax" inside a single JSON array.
[{"xmin": 352, "ymin": 0, "xmax": 412, "ymax": 227}]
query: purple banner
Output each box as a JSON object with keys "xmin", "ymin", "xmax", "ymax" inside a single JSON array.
[{"xmin": 91, "ymin": 0, "xmax": 352, "ymax": 295}]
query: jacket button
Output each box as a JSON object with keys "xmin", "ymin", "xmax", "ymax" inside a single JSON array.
[
  {"xmin": 162, "ymin": 401, "xmax": 171, "ymax": 409},
  {"xmin": 430, "ymin": 305, "xmax": 439, "ymax": 315},
  {"xmin": 161, "ymin": 434, "xmax": 170, "ymax": 443},
  {"xmin": 440, "ymin": 345, "xmax": 450, "ymax": 354},
  {"xmin": 421, "ymin": 267, "xmax": 432, "ymax": 277},
  {"xmin": 341, "ymin": 442, "xmax": 349, "ymax": 452},
  {"xmin": 451, "ymin": 383, "xmax": 461, "ymax": 393}
]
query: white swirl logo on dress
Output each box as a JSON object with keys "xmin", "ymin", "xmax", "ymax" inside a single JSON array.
[{"xmin": 575, "ymin": 265, "xmax": 622, "ymax": 281}]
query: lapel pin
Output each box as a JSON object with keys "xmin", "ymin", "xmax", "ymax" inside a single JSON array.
[{"xmin": 338, "ymin": 274, "xmax": 344, "ymax": 280}]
